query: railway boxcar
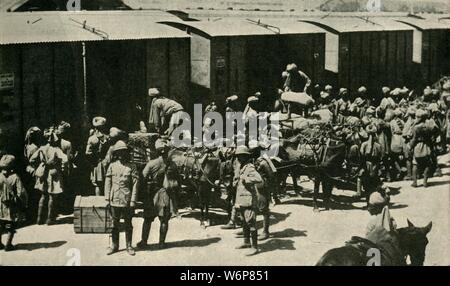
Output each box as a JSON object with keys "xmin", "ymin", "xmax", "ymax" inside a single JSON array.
[
  {"xmin": 398, "ymin": 16, "xmax": 450, "ymax": 86},
  {"xmin": 161, "ymin": 19, "xmax": 325, "ymax": 109},
  {"xmin": 0, "ymin": 11, "xmax": 190, "ymax": 153},
  {"xmin": 299, "ymin": 16, "xmax": 414, "ymax": 96}
]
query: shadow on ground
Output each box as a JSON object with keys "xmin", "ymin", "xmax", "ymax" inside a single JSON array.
[
  {"xmin": 136, "ymin": 237, "xmax": 221, "ymax": 252},
  {"xmin": 270, "ymin": 228, "xmax": 307, "ymax": 239},
  {"xmin": 15, "ymin": 240, "xmax": 67, "ymax": 251},
  {"xmin": 258, "ymin": 239, "xmax": 296, "ymax": 254}
]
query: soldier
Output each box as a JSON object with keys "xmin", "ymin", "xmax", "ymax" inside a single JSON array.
[
  {"xmin": 353, "ymin": 86, "xmax": 369, "ymax": 117},
  {"xmin": 221, "ymin": 153, "xmax": 240, "ymax": 230},
  {"xmin": 147, "ymin": 88, "xmax": 184, "ymax": 136},
  {"xmin": 410, "ymin": 109, "xmax": 435, "ymax": 188},
  {"xmin": 24, "ymin": 127, "xmax": 43, "ymax": 177},
  {"xmin": 253, "ymin": 142, "xmax": 277, "ymax": 241},
  {"xmin": 366, "ymin": 191, "xmax": 396, "ymax": 237},
  {"xmin": 360, "ymin": 124, "xmax": 383, "ymax": 200},
  {"xmin": 344, "ymin": 117, "xmax": 367, "ymax": 196},
  {"xmin": 378, "ymin": 87, "xmax": 396, "ymax": 118},
  {"xmin": 421, "ymin": 86, "xmax": 434, "ymax": 104},
  {"xmin": 137, "ymin": 139, "xmax": 179, "ymax": 250},
  {"xmin": 390, "ymin": 109, "xmax": 406, "ymax": 181},
  {"xmin": 243, "ymin": 95, "xmax": 259, "ymax": 122},
  {"xmin": 324, "ymin": 84, "xmax": 333, "ymax": 97},
  {"xmin": 55, "ymin": 121, "xmax": 74, "ymax": 213},
  {"xmin": 283, "ymin": 63, "xmax": 311, "ymax": 93},
  {"xmin": 85, "ymin": 116, "xmax": 110, "ymax": 196},
  {"xmin": 443, "ymin": 82, "xmax": 450, "ymax": 145},
  {"xmin": 30, "ymin": 128, "xmax": 68, "ymax": 225},
  {"xmin": 334, "ymin": 88, "xmax": 350, "ymax": 124},
  {"xmin": 225, "ymin": 95, "xmax": 239, "ymax": 113},
  {"xmin": 205, "ymin": 101, "xmax": 218, "ymax": 113},
  {"xmin": 373, "ymin": 108, "xmax": 392, "ymax": 182},
  {"xmin": 0, "ymin": 155, "xmax": 28, "ymax": 251},
  {"xmin": 398, "ymin": 87, "xmax": 410, "ymax": 108},
  {"xmin": 104, "ymin": 140, "xmax": 139, "ymax": 256},
  {"xmin": 402, "ymin": 107, "xmax": 416, "ymax": 180},
  {"xmin": 103, "ymin": 127, "xmax": 128, "ymax": 173},
  {"xmin": 234, "ymin": 146, "xmax": 263, "ymax": 256},
  {"xmin": 426, "ymin": 104, "xmax": 443, "ymax": 177}
]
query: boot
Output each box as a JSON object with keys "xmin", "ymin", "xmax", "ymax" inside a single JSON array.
[
  {"xmin": 258, "ymin": 214, "xmax": 270, "ymax": 241},
  {"xmin": 235, "ymin": 227, "xmax": 251, "ymax": 249},
  {"xmin": 221, "ymin": 220, "xmax": 236, "ymax": 230},
  {"xmin": 4, "ymin": 232, "xmax": 16, "ymax": 252},
  {"xmin": 0, "ymin": 232, "xmax": 4, "ymax": 250},
  {"xmin": 235, "ymin": 229, "xmax": 244, "ymax": 238},
  {"xmin": 136, "ymin": 220, "xmax": 151, "ymax": 249},
  {"xmin": 411, "ymin": 165, "xmax": 418, "ymax": 188},
  {"xmin": 36, "ymin": 196, "xmax": 46, "ymax": 225},
  {"xmin": 433, "ymin": 167, "xmax": 442, "ymax": 177},
  {"xmin": 46, "ymin": 196, "xmax": 56, "ymax": 225},
  {"xmin": 423, "ymin": 167, "xmax": 430, "ymax": 188},
  {"xmin": 247, "ymin": 230, "xmax": 260, "ymax": 256},
  {"xmin": 355, "ymin": 178, "xmax": 362, "ymax": 197},
  {"xmin": 107, "ymin": 230, "xmax": 119, "ymax": 255},
  {"xmin": 405, "ymin": 161, "xmax": 412, "ymax": 181},
  {"xmin": 158, "ymin": 221, "xmax": 168, "ymax": 249},
  {"xmin": 125, "ymin": 229, "xmax": 135, "ymax": 256}
]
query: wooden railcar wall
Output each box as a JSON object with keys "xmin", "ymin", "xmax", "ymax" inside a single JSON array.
[
  {"xmin": 338, "ymin": 30, "xmax": 413, "ymax": 95},
  {"xmin": 209, "ymin": 33, "xmax": 325, "ymax": 109},
  {"xmin": 0, "ymin": 39, "xmax": 190, "ymax": 154},
  {"xmin": 420, "ymin": 29, "xmax": 450, "ymax": 86}
]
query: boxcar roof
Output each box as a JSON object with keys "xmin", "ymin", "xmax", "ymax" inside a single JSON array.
[
  {"xmin": 160, "ymin": 19, "xmax": 324, "ymax": 37},
  {"xmin": 0, "ymin": 11, "xmax": 189, "ymax": 45},
  {"xmin": 299, "ymin": 16, "xmax": 413, "ymax": 33},
  {"xmin": 395, "ymin": 17, "xmax": 449, "ymax": 30},
  {"xmin": 0, "ymin": 0, "xmax": 28, "ymax": 12}
]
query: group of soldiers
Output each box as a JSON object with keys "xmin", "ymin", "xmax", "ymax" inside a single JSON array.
[
  {"xmin": 311, "ymin": 81, "xmax": 449, "ymax": 191},
  {"xmin": 1, "ymin": 59, "xmax": 449, "ymax": 256}
]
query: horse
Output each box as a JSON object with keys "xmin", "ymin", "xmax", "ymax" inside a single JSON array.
[
  {"xmin": 167, "ymin": 145, "xmax": 235, "ymax": 227},
  {"xmin": 276, "ymin": 124, "xmax": 360, "ymax": 211},
  {"xmin": 316, "ymin": 220, "xmax": 433, "ymax": 266}
]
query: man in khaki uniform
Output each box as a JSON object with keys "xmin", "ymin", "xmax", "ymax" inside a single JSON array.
[
  {"xmin": 147, "ymin": 88, "xmax": 184, "ymax": 136},
  {"xmin": 410, "ymin": 110, "xmax": 436, "ymax": 188},
  {"xmin": 234, "ymin": 146, "xmax": 263, "ymax": 256},
  {"xmin": 104, "ymin": 140, "xmax": 139, "ymax": 256},
  {"xmin": 86, "ymin": 117, "xmax": 110, "ymax": 196}
]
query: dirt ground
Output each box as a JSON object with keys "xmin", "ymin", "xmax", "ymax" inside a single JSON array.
[{"xmin": 1, "ymin": 155, "xmax": 449, "ymax": 266}]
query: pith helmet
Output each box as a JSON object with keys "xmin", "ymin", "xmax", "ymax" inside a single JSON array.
[
  {"xmin": 113, "ymin": 140, "xmax": 128, "ymax": 152},
  {"xmin": 235, "ymin": 146, "xmax": 251, "ymax": 155},
  {"xmin": 369, "ymin": 191, "xmax": 387, "ymax": 206},
  {"xmin": 0, "ymin": 155, "xmax": 15, "ymax": 169}
]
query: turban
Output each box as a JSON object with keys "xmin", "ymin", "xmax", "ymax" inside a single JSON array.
[
  {"xmin": 0, "ymin": 155, "xmax": 15, "ymax": 169},
  {"xmin": 92, "ymin": 116, "xmax": 106, "ymax": 127},
  {"xmin": 148, "ymin": 88, "xmax": 161, "ymax": 97}
]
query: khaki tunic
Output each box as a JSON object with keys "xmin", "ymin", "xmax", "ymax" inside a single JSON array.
[
  {"xmin": 390, "ymin": 118, "xmax": 405, "ymax": 154},
  {"xmin": 0, "ymin": 173, "xmax": 27, "ymax": 222},
  {"xmin": 235, "ymin": 163, "xmax": 263, "ymax": 209},
  {"xmin": 104, "ymin": 161, "xmax": 139, "ymax": 208},
  {"xmin": 85, "ymin": 132, "xmax": 110, "ymax": 186},
  {"xmin": 30, "ymin": 144, "xmax": 68, "ymax": 194}
]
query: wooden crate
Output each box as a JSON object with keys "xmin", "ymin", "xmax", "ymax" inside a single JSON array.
[{"xmin": 73, "ymin": 196, "xmax": 113, "ymax": 234}]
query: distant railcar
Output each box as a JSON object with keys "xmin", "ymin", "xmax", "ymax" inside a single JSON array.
[
  {"xmin": 396, "ymin": 17, "xmax": 450, "ymax": 86},
  {"xmin": 0, "ymin": 11, "xmax": 190, "ymax": 151},
  {"xmin": 161, "ymin": 19, "xmax": 325, "ymax": 109},
  {"xmin": 299, "ymin": 17, "xmax": 414, "ymax": 95}
]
